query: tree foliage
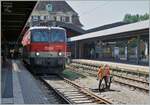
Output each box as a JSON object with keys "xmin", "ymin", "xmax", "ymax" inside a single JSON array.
[{"xmin": 123, "ymin": 13, "xmax": 149, "ymax": 23}]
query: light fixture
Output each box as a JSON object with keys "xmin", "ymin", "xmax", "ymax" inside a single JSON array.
[
  {"xmin": 58, "ymin": 52, "xmax": 62, "ymax": 56},
  {"xmin": 36, "ymin": 52, "xmax": 40, "ymax": 56}
]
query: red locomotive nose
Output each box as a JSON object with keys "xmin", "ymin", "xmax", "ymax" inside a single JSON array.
[
  {"xmin": 51, "ymin": 43, "xmax": 66, "ymax": 52},
  {"xmin": 30, "ymin": 43, "xmax": 49, "ymax": 52},
  {"xmin": 30, "ymin": 42, "xmax": 66, "ymax": 52}
]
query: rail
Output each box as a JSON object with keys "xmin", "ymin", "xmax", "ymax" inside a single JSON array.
[
  {"xmin": 40, "ymin": 75, "xmax": 112, "ymax": 104},
  {"xmin": 66, "ymin": 64, "xmax": 149, "ymax": 93}
]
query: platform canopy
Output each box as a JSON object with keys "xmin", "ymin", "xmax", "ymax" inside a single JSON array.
[
  {"xmin": 68, "ymin": 20, "xmax": 149, "ymax": 42},
  {"xmin": 2, "ymin": 1, "xmax": 36, "ymax": 43}
]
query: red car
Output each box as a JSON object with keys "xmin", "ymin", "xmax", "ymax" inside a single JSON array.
[{"xmin": 22, "ymin": 26, "xmax": 67, "ymax": 74}]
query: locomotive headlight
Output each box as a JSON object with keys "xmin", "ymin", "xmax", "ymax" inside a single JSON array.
[
  {"xmin": 36, "ymin": 52, "xmax": 40, "ymax": 56},
  {"xmin": 58, "ymin": 52, "xmax": 62, "ymax": 56}
]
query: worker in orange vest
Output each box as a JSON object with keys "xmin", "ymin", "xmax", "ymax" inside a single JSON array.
[
  {"xmin": 97, "ymin": 64, "xmax": 111, "ymax": 91},
  {"xmin": 97, "ymin": 65, "xmax": 104, "ymax": 80},
  {"xmin": 97, "ymin": 65, "xmax": 107, "ymax": 91}
]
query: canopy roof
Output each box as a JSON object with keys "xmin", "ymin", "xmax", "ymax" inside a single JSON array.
[
  {"xmin": 2, "ymin": 1, "xmax": 36, "ymax": 42},
  {"xmin": 68, "ymin": 20, "xmax": 149, "ymax": 42}
]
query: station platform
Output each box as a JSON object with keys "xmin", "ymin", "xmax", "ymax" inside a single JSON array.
[
  {"xmin": 1, "ymin": 60, "xmax": 48, "ymax": 104},
  {"xmin": 72, "ymin": 59, "xmax": 149, "ymax": 74}
]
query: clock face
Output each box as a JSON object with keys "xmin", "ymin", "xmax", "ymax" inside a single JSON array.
[{"xmin": 46, "ymin": 4, "xmax": 52, "ymax": 12}]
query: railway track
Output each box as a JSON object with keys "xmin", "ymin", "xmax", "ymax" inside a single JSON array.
[
  {"xmin": 66, "ymin": 65, "xmax": 149, "ymax": 93},
  {"xmin": 113, "ymin": 74, "xmax": 149, "ymax": 92},
  {"xmin": 70, "ymin": 62, "xmax": 149, "ymax": 80},
  {"xmin": 40, "ymin": 75, "xmax": 112, "ymax": 104}
]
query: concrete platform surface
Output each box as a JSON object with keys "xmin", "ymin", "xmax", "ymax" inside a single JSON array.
[
  {"xmin": 1, "ymin": 60, "xmax": 49, "ymax": 104},
  {"xmin": 72, "ymin": 59, "xmax": 149, "ymax": 74},
  {"xmin": 1, "ymin": 60, "xmax": 13, "ymax": 104}
]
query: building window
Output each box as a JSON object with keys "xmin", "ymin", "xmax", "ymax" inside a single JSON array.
[
  {"xmin": 40, "ymin": 15, "xmax": 48, "ymax": 20},
  {"xmin": 32, "ymin": 16, "xmax": 39, "ymax": 21},
  {"xmin": 54, "ymin": 16, "xmax": 57, "ymax": 21},
  {"xmin": 103, "ymin": 47, "xmax": 113, "ymax": 58},
  {"xmin": 45, "ymin": 15, "xmax": 49, "ymax": 20},
  {"xmin": 61, "ymin": 16, "xmax": 65, "ymax": 22},
  {"xmin": 60, "ymin": 16, "xmax": 70, "ymax": 22},
  {"xmin": 44, "ymin": 16, "xmax": 46, "ymax": 20},
  {"xmin": 127, "ymin": 37, "xmax": 137, "ymax": 60},
  {"xmin": 116, "ymin": 40, "xmax": 127, "ymax": 60},
  {"xmin": 65, "ymin": 16, "xmax": 70, "ymax": 22},
  {"xmin": 56, "ymin": 16, "xmax": 60, "ymax": 21},
  {"xmin": 38, "ymin": 16, "xmax": 40, "ymax": 20},
  {"xmin": 40, "ymin": 16, "xmax": 44, "ymax": 20},
  {"xmin": 102, "ymin": 42, "xmax": 112, "ymax": 58},
  {"xmin": 139, "ymin": 37, "xmax": 149, "ymax": 62}
]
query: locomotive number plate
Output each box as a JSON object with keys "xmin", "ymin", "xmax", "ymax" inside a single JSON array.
[{"xmin": 44, "ymin": 46, "xmax": 54, "ymax": 50}]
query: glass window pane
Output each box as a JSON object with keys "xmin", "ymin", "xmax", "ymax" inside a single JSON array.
[
  {"xmin": 65, "ymin": 16, "xmax": 69, "ymax": 22},
  {"xmin": 128, "ymin": 37, "xmax": 137, "ymax": 59},
  {"xmin": 140, "ymin": 38, "xmax": 149, "ymax": 62},
  {"xmin": 31, "ymin": 29, "xmax": 49, "ymax": 42},
  {"xmin": 50, "ymin": 29, "xmax": 65, "ymax": 42}
]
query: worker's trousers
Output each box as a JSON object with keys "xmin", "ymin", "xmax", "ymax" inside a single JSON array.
[{"xmin": 98, "ymin": 76, "xmax": 108, "ymax": 91}]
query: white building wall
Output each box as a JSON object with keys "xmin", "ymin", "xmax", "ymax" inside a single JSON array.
[{"xmin": 29, "ymin": 10, "xmax": 74, "ymax": 24}]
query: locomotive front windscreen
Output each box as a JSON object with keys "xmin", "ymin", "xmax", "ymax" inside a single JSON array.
[
  {"xmin": 50, "ymin": 29, "xmax": 66, "ymax": 42},
  {"xmin": 31, "ymin": 29, "xmax": 66, "ymax": 43},
  {"xmin": 31, "ymin": 29, "xmax": 49, "ymax": 42}
]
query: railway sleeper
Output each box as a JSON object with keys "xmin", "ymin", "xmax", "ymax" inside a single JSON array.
[
  {"xmin": 68, "ymin": 96, "xmax": 89, "ymax": 99},
  {"xmin": 73, "ymin": 100, "xmax": 95, "ymax": 104},
  {"xmin": 70, "ymin": 97, "xmax": 93, "ymax": 101}
]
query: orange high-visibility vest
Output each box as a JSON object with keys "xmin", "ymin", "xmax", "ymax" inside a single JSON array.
[{"xmin": 97, "ymin": 67, "xmax": 105, "ymax": 80}]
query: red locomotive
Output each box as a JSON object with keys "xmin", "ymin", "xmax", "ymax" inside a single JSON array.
[{"xmin": 21, "ymin": 26, "xmax": 67, "ymax": 74}]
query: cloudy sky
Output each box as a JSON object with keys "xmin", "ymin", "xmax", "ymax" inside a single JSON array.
[{"xmin": 66, "ymin": 0, "xmax": 149, "ymax": 29}]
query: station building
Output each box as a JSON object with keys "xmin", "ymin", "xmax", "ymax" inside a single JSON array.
[
  {"xmin": 27, "ymin": 1, "xmax": 85, "ymax": 38},
  {"xmin": 68, "ymin": 20, "xmax": 149, "ymax": 65},
  {"xmin": 28, "ymin": 1, "xmax": 83, "ymax": 28}
]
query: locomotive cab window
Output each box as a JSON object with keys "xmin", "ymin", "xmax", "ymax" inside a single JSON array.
[
  {"xmin": 31, "ymin": 29, "xmax": 49, "ymax": 42},
  {"xmin": 50, "ymin": 29, "xmax": 66, "ymax": 42}
]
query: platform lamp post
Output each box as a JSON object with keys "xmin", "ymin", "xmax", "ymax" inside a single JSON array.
[{"xmin": 46, "ymin": 4, "xmax": 54, "ymax": 27}]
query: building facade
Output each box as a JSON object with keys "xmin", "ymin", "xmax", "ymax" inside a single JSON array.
[{"xmin": 28, "ymin": 1, "xmax": 83, "ymax": 28}]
